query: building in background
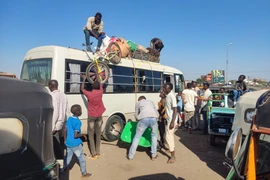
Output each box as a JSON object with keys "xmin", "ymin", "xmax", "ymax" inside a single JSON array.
[
  {"xmin": 211, "ymin": 70, "xmax": 225, "ymax": 85},
  {"xmin": 201, "ymin": 72, "xmax": 212, "ymax": 83},
  {"xmin": 0, "ymin": 72, "xmax": 17, "ymax": 78}
]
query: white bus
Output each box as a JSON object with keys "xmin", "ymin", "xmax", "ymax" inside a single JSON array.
[{"xmin": 20, "ymin": 45, "xmax": 185, "ymax": 141}]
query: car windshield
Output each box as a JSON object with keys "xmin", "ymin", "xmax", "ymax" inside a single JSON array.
[{"xmin": 20, "ymin": 58, "xmax": 52, "ymax": 86}]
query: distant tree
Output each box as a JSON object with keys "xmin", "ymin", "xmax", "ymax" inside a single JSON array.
[
  {"xmin": 230, "ymin": 80, "xmax": 236, "ymax": 85},
  {"xmin": 257, "ymin": 79, "xmax": 267, "ymax": 85},
  {"xmin": 196, "ymin": 78, "xmax": 203, "ymax": 84}
]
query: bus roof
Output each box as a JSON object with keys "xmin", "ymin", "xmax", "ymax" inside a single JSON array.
[{"xmin": 23, "ymin": 45, "xmax": 183, "ymax": 74}]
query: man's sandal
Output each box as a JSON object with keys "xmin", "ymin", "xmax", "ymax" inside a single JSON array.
[
  {"xmin": 167, "ymin": 158, "xmax": 176, "ymax": 164},
  {"xmin": 88, "ymin": 155, "xmax": 98, "ymax": 160},
  {"xmin": 151, "ymin": 155, "xmax": 158, "ymax": 161}
]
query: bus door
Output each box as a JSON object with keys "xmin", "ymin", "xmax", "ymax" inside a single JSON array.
[{"xmin": 174, "ymin": 74, "xmax": 185, "ymax": 93}]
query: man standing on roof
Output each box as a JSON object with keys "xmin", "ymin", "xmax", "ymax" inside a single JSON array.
[{"xmin": 83, "ymin": 12, "xmax": 104, "ymax": 52}]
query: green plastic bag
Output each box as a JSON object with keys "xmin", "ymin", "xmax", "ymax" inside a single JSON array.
[
  {"xmin": 120, "ymin": 121, "xmax": 152, "ymax": 147},
  {"xmin": 126, "ymin": 40, "xmax": 138, "ymax": 52}
]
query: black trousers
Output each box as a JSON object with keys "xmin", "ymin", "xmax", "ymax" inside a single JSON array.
[
  {"xmin": 158, "ymin": 120, "xmax": 165, "ymax": 145},
  {"xmin": 53, "ymin": 130, "xmax": 64, "ymax": 159}
]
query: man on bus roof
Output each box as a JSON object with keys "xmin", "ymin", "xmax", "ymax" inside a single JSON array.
[{"xmin": 83, "ymin": 12, "xmax": 104, "ymax": 52}]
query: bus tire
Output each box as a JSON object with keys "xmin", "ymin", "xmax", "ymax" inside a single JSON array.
[
  {"xmin": 86, "ymin": 61, "xmax": 110, "ymax": 84},
  {"xmin": 210, "ymin": 134, "xmax": 216, "ymax": 146},
  {"xmin": 102, "ymin": 115, "xmax": 125, "ymax": 142},
  {"xmin": 107, "ymin": 42, "xmax": 122, "ymax": 64}
]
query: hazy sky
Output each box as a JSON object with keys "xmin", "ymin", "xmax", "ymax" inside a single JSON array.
[{"xmin": 0, "ymin": 0, "xmax": 269, "ymax": 80}]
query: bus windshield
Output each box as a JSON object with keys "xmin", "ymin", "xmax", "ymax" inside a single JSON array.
[{"xmin": 20, "ymin": 58, "xmax": 52, "ymax": 86}]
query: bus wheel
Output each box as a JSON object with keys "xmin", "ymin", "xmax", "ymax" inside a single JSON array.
[
  {"xmin": 86, "ymin": 61, "xmax": 110, "ymax": 84},
  {"xmin": 102, "ymin": 115, "xmax": 125, "ymax": 142}
]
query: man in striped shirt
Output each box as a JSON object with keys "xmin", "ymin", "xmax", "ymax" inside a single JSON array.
[{"xmin": 49, "ymin": 80, "xmax": 69, "ymax": 159}]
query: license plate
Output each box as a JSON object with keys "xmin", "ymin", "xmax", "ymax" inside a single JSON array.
[{"xmin": 218, "ymin": 128, "xmax": 227, "ymax": 133}]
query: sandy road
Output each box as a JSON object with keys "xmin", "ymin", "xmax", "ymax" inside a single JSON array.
[{"xmin": 60, "ymin": 129, "xmax": 230, "ymax": 180}]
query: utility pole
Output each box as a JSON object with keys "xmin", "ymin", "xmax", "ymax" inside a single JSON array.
[{"xmin": 226, "ymin": 43, "xmax": 232, "ymax": 85}]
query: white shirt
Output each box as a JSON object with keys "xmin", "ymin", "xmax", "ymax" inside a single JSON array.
[
  {"xmin": 192, "ymin": 87, "xmax": 200, "ymax": 106},
  {"xmin": 135, "ymin": 99, "xmax": 159, "ymax": 120},
  {"xmin": 201, "ymin": 89, "xmax": 212, "ymax": 108},
  {"xmin": 182, "ymin": 89, "xmax": 198, "ymax": 112},
  {"xmin": 83, "ymin": 17, "xmax": 104, "ymax": 33},
  {"xmin": 50, "ymin": 90, "xmax": 69, "ymax": 131},
  {"xmin": 165, "ymin": 91, "xmax": 177, "ymax": 121}
]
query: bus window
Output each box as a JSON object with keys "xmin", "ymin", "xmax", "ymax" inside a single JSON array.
[
  {"xmin": 174, "ymin": 74, "xmax": 185, "ymax": 93},
  {"xmin": 66, "ymin": 62, "xmax": 81, "ymax": 93},
  {"xmin": 21, "ymin": 58, "xmax": 52, "ymax": 85},
  {"xmin": 164, "ymin": 75, "xmax": 171, "ymax": 84},
  {"xmin": 65, "ymin": 60, "xmax": 91, "ymax": 93},
  {"xmin": 112, "ymin": 66, "xmax": 134, "ymax": 93},
  {"xmin": 153, "ymin": 71, "xmax": 163, "ymax": 92},
  {"xmin": 103, "ymin": 68, "xmax": 113, "ymax": 93},
  {"xmin": 137, "ymin": 70, "xmax": 153, "ymax": 92}
]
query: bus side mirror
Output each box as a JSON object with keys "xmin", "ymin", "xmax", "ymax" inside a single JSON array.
[{"xmin": 225, "ymin": 127, "xmax": 244, "ymax": 179}]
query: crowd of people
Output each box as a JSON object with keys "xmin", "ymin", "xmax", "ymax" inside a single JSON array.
[
  {"xmin": 48, "ymin": 78, "xmax": 218, "ymax": 178},
  {"xmin": 49, "ymin": 23, "xmax": 251, "ymax": 177}
]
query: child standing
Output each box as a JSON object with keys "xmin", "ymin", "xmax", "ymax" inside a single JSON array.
[{"xmin": 62, "ymin": 104, "xmax": 92, "ymax": 179}]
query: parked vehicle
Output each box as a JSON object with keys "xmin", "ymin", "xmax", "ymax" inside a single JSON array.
[
  {"xmin": 20, "ymin": 45, "xmax": 185, "ymax": 142},
  {"xmin": 232, "ymin": 89, "xmax": 268, "ymax": 136},
  {"xmin": 207, "ymin": 93, "xmax": 235, "ymax": 146},
  {"xmin": 0, "ymin": 72, "xmax": 16, "ymax": 78},
  {"xmin": 0, "ymin": 77, "xmax": 59, "ymax": 180},
  {"xmin": 225, "ymin": 90, "xmax": 270, "ymax": 180}
]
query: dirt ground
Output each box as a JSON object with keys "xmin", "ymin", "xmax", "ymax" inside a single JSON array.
[{"xmin": 60, "ymin": 129, "xmax": 230, "ymax": 180}]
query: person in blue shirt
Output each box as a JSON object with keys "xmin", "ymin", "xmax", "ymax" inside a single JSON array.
[
  {"xmin": 177, "ymin": 91, "xmax": 183, "ymax": 113},
  {"xmin": 176, "ymin": 91, "xmax": 183, "ymax": 127},
  {"xmin": 61, "ymin": 104, "xmax": 92, "ymax": 179}
]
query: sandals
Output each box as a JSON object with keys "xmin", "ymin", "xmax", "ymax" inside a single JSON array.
[
  {"xmin": 151, "ymin": 155, "xmax": 158, "ymax": 161},
  {"xmin": 82, "ymin": 173, "xmax": 92, "ymax": 179},
  {"xmin": 167, "ymin": 158, "xmax": 176, "ymax": 164},
  {"xmin": 88, "ymin": 155, "xmax": 98, "ymax": 160}
]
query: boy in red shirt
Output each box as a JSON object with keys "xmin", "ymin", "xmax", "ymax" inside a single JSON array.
[{"xmin": 81, "ymin": 74, "xmax": 106, "ymax": 160}]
